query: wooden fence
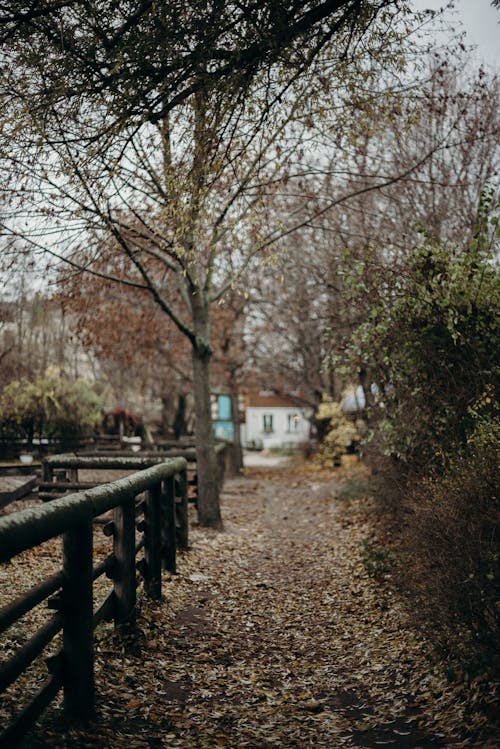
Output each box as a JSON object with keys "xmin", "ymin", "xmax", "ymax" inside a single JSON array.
[
  {"xmin": 0, "ymin": 435, "xmax": 207, "ymax": 460},
  {"xmin": 0, "ymin": 457, "xmax": 188, "ymax": 748},
  {"xmin": 39, "ymin": 444, "xmax": 228, "ymax": 510}
]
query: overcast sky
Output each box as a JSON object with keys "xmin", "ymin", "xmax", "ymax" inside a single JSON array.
[{"xmin": 412, "ymin": 0, "xmax": 499, "ymax": 67}]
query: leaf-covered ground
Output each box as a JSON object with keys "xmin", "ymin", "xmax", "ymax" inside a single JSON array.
[{"xmin": 2, "ymin": 461, "xmax": 499, "ymax": 748}]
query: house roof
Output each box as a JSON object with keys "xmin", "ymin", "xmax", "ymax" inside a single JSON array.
[{"xmin": 245, "ymin": 390, "xmax": 309, "ymax": 409}]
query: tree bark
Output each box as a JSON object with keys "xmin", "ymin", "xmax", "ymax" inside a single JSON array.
[
  {"xmin": 192, "ymin": 346, "xmax": 223, "ymax": 529},
  {"xmin": 173, "ymin": 394, "xmax": 187, "ymax": 440},
  {"xmin": 160, "ymin": 393, "xmax": 174, "ymax": 438},
  {"xmin": 227, "ymin": 386, "xmax": 243, "ymax": 476},
  {"xmin": 191, "ymin": 297, "xmax": 223, "ymax": 529}
]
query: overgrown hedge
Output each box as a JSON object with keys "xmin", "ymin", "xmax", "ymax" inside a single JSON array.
[{"xmin": 335, "ymin": 189, "xmax": 500, "ymax": 670}]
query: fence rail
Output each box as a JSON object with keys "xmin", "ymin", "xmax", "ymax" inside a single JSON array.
[
  {"xmin": 0, "ymin": 457, "xmax": 188, "ymax": 748},
  {"xmin": 40, "ymin": 444, "xmax": 227, "ymax": 510}
]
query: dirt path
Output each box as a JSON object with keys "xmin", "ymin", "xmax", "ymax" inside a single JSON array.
[{"xmin": 27, "ymin": 464, "xmax": 497, "ymax": 748}]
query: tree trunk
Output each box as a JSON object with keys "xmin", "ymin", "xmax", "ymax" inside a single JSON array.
[
  {"xmin": 173, "ymin": 394, "xmax": 187, "ymax": 440},
  {"xmin": 191, "ymin": 324, "xmax": 223, "ymax": 529},
  {"xmin": 227, "ymin": 386, "xmax": 243, "ymax": 476},
  {"xmin": 160, "ymin": 392, "xmax": 174, "ymax": 438}
]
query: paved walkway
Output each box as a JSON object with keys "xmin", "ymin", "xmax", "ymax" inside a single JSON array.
[{"xmin": 242, "ymin": 450, "xmax": 295, "ymax": 468}]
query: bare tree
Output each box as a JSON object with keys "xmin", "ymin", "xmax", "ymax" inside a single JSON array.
[{"xmin": 245, "ymin": 58, "xmax": 499, "ymax": 412}]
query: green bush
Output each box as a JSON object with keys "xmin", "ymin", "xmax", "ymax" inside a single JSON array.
[
  {"xmin": 0, "ymin": 367, "xmax": 102, "ymax": 443},
  {"xmin": 338, "ymin": 189, "xmax": 499, "ymax": 468},
  {"xmin": 354, "ymin": 244, "xmax": 498, "ymax": 466}
]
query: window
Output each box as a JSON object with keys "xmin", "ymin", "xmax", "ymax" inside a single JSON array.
[
  {"xmin": 287, "ymin": 413, "xmax": 300, "ymax": 432},
  {"xmin": 262, "ymin": 414, "xmax": 273, "ymax": 433}
]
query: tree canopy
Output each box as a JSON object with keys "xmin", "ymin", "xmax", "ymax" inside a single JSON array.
[{"xmin": 1, "ymin": 1, "xmax": 400, "ymax": 138}]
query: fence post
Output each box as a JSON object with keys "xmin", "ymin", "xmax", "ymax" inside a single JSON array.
[
  {"xmin": 62, "ymin": 520, "xmax": 95, "ymax": 721},
  {"xmin": 41, "ymin": 459, "xmax": 53, "ymax": 484},
  {"xmin": 160, "ymin": 477, "xmax": 176, "ymax": 574},
  {"xmin": 113, "ymin": 497, "xmax": 136, "ymax": 628},
  {"xmin": 144, "ymin": 484, "xmax": 162, "ymax": 598},
  {"xmin": 176, "ymin": 469, "xmax": 189, "ymax": 551}
]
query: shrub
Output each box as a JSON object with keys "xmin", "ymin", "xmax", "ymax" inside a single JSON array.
[
  {"xmin": 358, "ymin": 243, "xmax": 497, "ymax": 467},
  {"xmin": 0, "ymin": 367, "xmax": 102, "ymax": 443},
  {"xmin": 337, "ymin": 188, "xmax": 499, "ymax": 469},
  {"xmin": 315, "ymin": 398, "xmax": 359, "ymax": 466},
  {"xmin": 398, "ymin": 403, "xmax": 499, "ymax": 668}
]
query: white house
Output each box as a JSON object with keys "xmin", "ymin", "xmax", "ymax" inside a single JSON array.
[{"xmin": 243, "ymin": 391, "xmax": 312, "ymax": 450}]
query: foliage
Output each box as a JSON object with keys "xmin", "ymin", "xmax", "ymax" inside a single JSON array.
[
  {"xmin": 315, "ymin": 398, "xmax": 359, "ymax": 466},
  {"xmin": 341, "ymin": 190, "xmax": 500, "ymax": 468},
  {"xmin": 0, "ymin": 290, "xmax": 82, "ymax": 388},
  {"xmin": 335, "ymin": 189, "xmax": 500, "ymax": 670},
  {"xmin": 247, "ymin": 59, "xmax": 499, "ymax": 412},
  {"xmin": 0, "ymin": 1, "xmax": 399, "ymax": 138},
  {"xmin": 0, "ymin": 367, "xmax": 102, "ymax": 442}
]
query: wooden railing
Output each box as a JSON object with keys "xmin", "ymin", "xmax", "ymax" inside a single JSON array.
[
  {"xmin": 0, "ymin": 457, "xmax": 188, "ymax": 748},
  {"xmin": 40, "ymin": 445, "xmax": 228, "ymax": 510}
]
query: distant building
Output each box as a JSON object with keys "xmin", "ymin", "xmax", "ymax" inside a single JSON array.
[{"xmin": 243, "ymin": 390, "xmax": 312, "ymax": 450}]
